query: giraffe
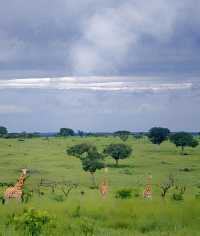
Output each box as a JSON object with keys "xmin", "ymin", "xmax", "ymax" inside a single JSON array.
[
  {"xmin": 99, "ymin": 178, "xmax": 108, "ymax": 198},
  {"xmin": 4, "ymin": 169, "xmax": 28, "ymax": 202},
  {"xmin": 99, "ymin": 167, "xmax": 109, "ymax": 198},
  {"xmin": 143, "ymin": 174, "xmax": 152, "ymax": 199}
]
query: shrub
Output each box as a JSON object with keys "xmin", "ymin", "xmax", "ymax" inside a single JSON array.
[
  {"xmin": 22, "ymin": 187, "xmax": 33, "ymax": 203},
  {"xmin": 171, "ymin": 185, "xmax": 186, "ymax": 201},
  {"xmin": 11, "ymin": 208, "xmax": 52, "ymax": 236},
  {"xmin": 172, "ymin": 193, "xmax": 183, "ymax": 201},
  {"xmin": 132, "ymin": 188, "xmax": 140, "ymax": 197},
  {"xmin": 195, "ymin": 192, "xmax": 200, "ymax": 199},
  {"xmin": 50, "ymin": 194, "xmax": 64, "ymax": 202},
  {"xmin": 115, "ymin": 188, "xmax": 132, "ymax": 199}
]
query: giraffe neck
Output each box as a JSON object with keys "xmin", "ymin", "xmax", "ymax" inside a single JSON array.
[{"xmin": 14, "ymin": 174, "xmax": 26, "ymax": 190}]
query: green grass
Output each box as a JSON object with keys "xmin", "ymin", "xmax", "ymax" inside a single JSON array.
[{"xmin": 0, "ymin": 136, "xmax": 200, "ymax": 235}]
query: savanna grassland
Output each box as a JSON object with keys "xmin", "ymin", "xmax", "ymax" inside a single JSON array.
[{"xmin": 1, "ymin": 136, "xmax": 200, "ymax": 236}]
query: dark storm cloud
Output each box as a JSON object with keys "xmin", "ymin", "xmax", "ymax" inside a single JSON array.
[{"xmin": 0, "ymin": 0, "xmax": 200, "ymax": 77}]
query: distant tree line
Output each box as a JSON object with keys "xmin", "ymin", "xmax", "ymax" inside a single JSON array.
[{"xmin": 0, "ymin": 125, "xmax": 199, "ymax": 153}]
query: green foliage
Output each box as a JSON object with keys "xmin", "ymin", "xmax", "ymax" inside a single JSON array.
[
  {"xmin": 0, "ymin": 194, "xmax": 4, "ymax": 205},
  {"xmin": 10, "ymin": 208, "xmax": 52, "ymax": 236},
  {"xmin": 132, "ymin": 187, "xmax": 140, "ymax": 197},
  {"xmin": 148, "ymin": 127, "xmax": 170, "ymax": 145},
  {"xmin": 59, "ymin": 128, "xmax": 74, "ymax": 136},
  {"xmin": 1, "ymin": 136, "xmax": 200, "ymax": 235},
  {"xmin": 171, "ymin": 185, "xmax": 186, "ymax": 201},
  {"xmin": 133, "ymin": 133, "xmax": 144, "ymax": 139},
  {"xmin": 170, "ymin": 132, "xmax": 199, "ymax": 152},
  {"xmin": 195, "ymin": 192, "xmax": 200, "ymax": 199},
  {"xmin": 67, "ymin": 143, "xmax": 95, "ymax": 157},
  {"xmin": 160, "ymin": 175, "xmax": 175, "ymax": 198},
  {"xmin": 4, "ymin": 132, "xmax": 40, "ymax": 139},
  {"xmin": 0, "ymin": 126, "xmax": 8, "ymax": 137},
  {"xmin": 81, "ymin": 148, "xmax": 104, "ymax": 174},
  {"xmin": 22, "ymin": 187, "xmax": 33, "ymax": 203},
  {"xmin": 115, "ymin": 188, "xmax": 132, "ymax": 199},
  {"xmin": 50, "ymin": 194, "xmax": 64, "ymax": 202},
  {"xmin": 114, "ymin": 130, "xmax": 131, "ymax": 142},
  {"xmin": 68, "ymin": 144, "xmax": 104, "ymax": 186},
  {"xmin": 104, "ymin": 143, "xmax": 132, "ymax": 166},
  {"xmin": 72, "ymin": 205, "xmax": 81, "ymax": 217},
  {"xmin": 80, "ymin": 218, "xmax": 96, "ymax": 236}
]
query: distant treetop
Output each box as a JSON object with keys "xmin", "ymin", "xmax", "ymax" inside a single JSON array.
[
  {"xmin": 148, "ymin": 127, "xmax": 170, "ymax": 145},
  {"xmin": 0, "ymin": 126, "xmax": 8, "ymax": 137},
  {"xmin": 59, "ymin": 128, "xmax": 74, "ymax": 136}
]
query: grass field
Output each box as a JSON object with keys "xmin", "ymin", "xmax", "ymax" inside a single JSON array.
[{"xmin": 1, "ymin": 136, "xmax": 200, "ymax": 235}]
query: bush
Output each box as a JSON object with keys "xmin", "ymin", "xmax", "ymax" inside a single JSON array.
[
  {"xmin": 22, "ymin": 187, "xmax": 33, "ymax": 203},
  {"xmin": 115, "ymin": 188, "xmax": 132, "ymax": 199},
  {"xmin": 171, "ymin": 186, "xmax": 186, "ymax": 201},
  {"xmin": 10, "ymin": 208, "xmax": 52, "ymax": 236},
  {"xmin": 132, "ymin": 188, "xmax": 140, "ymax": 198},
  {"xmin": 172, "ymin": 193, "xmax": 183, "ymax": 201},
  {"xmin": 195, "ymin": 192, "xmax": 200, "ymax": 199},
  {"xmin": 50, "ymin": 194, "xmax": 64, "ymax": 202}
]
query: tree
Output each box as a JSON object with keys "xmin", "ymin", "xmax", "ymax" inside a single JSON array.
[
  {"xmin": 59, "ymin": 128, "xmax": 74, "ymax": 136},
  {"xmin": 104, "ymin": 143, "xmax": 132, "ymax": 166},
  {"xmin": 0, "ymin": 126, "xmax": 8, "ymax": 137},
  {"xmin": 170, "ymin": 132, "xmax": 199, "ymax": 153},
  {"xmin": 78, "ymin": 130, "xmax": 84, "ymax": 137},
  {"xmin": 148, "ymin": 127, "xmax": 170, "ymax": 145},
  {"xmin": 67, "ymin": 144, "xmax": 104, "ymax": 186},
  {"xmin": 67, "ymin": 143, "xmax": 95, "ymax": 158},
  {"xmin": 114, "ymin": 130, "xmax": 131, "ymax": 142},
  {"xmin": 133, "ymin": 133, "xmax": 144, "ymax": 139},
  {"xmin": 81, "ymin": 148, "xmax": 105, "ymax": 186}
]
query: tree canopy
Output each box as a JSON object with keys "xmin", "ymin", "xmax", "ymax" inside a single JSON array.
[
  {"xmin": 0, "ymin": 126, "xmax": 8, "ymax": 137},
  {"xmin": 170, "ymin": 132, "xmax": 199, "ymax": 152},
  {"xmin": 104, "ymin": 143, "xmax": 132, "ymax": 166},
  {"xmin": 67, "ymin": 143, "xmax": 95, "ymax": 158},
  {"xmin": 148, "ymin": 127, "xmax": 170, "ymax": 145},
  {"xmin": 114, "ymin": 130, "xmax": 131, "ymax": 142},
  {"xmin": 67, "ymin": 144, "xmax": 104, "ymax": 186},
  {"xmin": 59, "ymin": 128, "xmax": 74, "ymax": 136}
]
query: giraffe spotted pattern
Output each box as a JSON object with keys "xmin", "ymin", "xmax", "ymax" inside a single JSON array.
[{"xmin": 4, "ymin": 169, "xmax": 28, "ymax": 202}]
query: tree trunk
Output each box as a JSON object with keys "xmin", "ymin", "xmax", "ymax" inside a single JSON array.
[
  {"xmin": 115, "ymin": 159, "xmax": 119, "ymax": 166},
  {"xmin": 90, "ymin": 172, "xmax": 96, "ymax": 187}
]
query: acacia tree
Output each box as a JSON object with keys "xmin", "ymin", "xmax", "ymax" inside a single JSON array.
[
  {"xmin": 170, "ymin": 132, "xmax": 199, "ymax": 153},
  {"xmin": 67, "ymin": 143, "xmax": 95, "ymax": 157},
  {"xmin": 148, "ymin": 127, "xmax": 170, "ymax": 146},
  {"xmin": 104, "ymin": 143, "xmax": 132, "ymax": 166},
  {"xmin": 67, "ymin": 144, "xmax": 104, "ymax": 186},
  {"xmin": 81, "ymin": 148, "xmax": 105, "ymax": 186},
  {"xmin": 114, "ymin": 130, "xmax": 131, "ymax": 142},
  {"xmin": 0, "ymin": 126, "xmax": 8, "ymax": 137},
  {"xmin": 59, "ymin": 128, "xmax": 74, "ymax": 136}
]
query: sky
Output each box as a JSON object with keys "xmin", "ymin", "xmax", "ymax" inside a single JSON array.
[{"xmin": 0, "ymin": 0, "xmax": 200, "ymax": 132}]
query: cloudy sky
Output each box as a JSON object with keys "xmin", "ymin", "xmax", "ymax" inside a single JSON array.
[{"xmin": 0, "ymin": 0, "xmax": 200, "ymax": 132}]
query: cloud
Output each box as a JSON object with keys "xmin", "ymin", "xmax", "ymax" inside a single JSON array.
[
  {"xmin": 0, "ymin": 76, "xmax": 194, "ymax": 92},
  {"xmin": 0, "ymin": 104, "xmax": 31, "ymax": 113},
  {"xmin": 0, "ymin": 0, "xmax": 200, "ymax": 77}
]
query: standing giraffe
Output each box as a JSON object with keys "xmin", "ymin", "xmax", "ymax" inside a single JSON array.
[
  {"xmin": 143, "ymin": 174, "xmax": 152, "ymax": 199},
  {"xmin": 4, "ymin": 169, "xmax": 28, "ymax": 202},
  {"xmin": 99, "ymin": 167, "xmax": 108, "ymax": 198},
  {"xmin": 99, "ymin": 178, "xmax": 108, "ymax": 198}
]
